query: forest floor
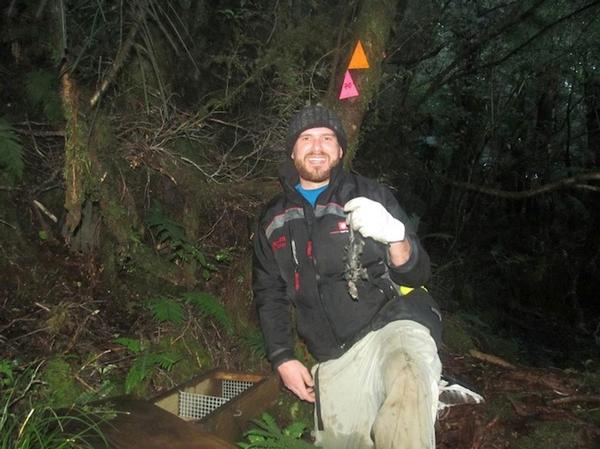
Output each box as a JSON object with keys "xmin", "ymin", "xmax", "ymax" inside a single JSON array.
[{"xmin": 1, "ymin": 236, "xmax": 600, "ymax": 449}]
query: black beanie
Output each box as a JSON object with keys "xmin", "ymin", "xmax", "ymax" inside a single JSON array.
[{"xmin": 286, "ymin": 105, "xmax": 347, "ymax": 152}]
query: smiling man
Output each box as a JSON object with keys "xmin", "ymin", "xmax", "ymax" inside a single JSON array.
[{"xmin": 253, "ymin": 105, "xmax": 444, "ymax": 449}]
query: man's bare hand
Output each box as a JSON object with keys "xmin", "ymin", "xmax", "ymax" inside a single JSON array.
[{"xmin": 277, "ymin": 360, "xmax": 315, "ymax": 403}]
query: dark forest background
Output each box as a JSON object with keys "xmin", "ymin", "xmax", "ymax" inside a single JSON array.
[{"xmin": 1, "ymin": 1, "xmax": 600, "ymax": 448}]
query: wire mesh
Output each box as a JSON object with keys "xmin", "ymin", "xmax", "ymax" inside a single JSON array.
[
  {"xmin": 222, "ymin": 379, "xmax": 254, "ymax": 400},
  {"xmin": 179, "ymin": 391, "xmax": 227, "ymax": 420},
  {"xmin": 177, "ymin": 379, "xmax": 256, "ymax": 420}
]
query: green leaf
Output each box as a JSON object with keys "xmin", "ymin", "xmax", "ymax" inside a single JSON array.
[
  {"xmin": 125, "ymin": 354, "xmax": 152, "ymax": 393},
  {"xmin": 0, "ymin": 359, "xmax": 14, "ymax": 387},
  {"xmin": 283, "ymin": 421, "xmax": 306, "ymax": 438},
  {"xmin": 146, "ymin": 297, "xmax": 185, "ymax": 325},
  {"xmin": 182, "ymin": 292, "xmax": 233, "ymax": 334},
  {"xmin": 150, "ymin": 352, "xmax": 181, "ymax": 371},
  {"xmin": 114, "ymin": 337, "xmax": 143, "ymax": 354}
]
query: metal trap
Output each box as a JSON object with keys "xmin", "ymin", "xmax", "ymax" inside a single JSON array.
[
  {"xmin": 152, "ymin": 369, "xmax": 280, "ymax": 443},
  {"xmin": 177, "ymin": 379, "xmax": 255, "ymax": 420}
]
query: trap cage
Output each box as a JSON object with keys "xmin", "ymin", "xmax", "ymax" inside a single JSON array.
[{"xmin": 152, "ymin": 369, "xmax": 280, "ymax": 442}]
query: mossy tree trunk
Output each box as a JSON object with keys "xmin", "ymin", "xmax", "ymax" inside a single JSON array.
[
  {"xmin": 60, "ymin": 69, "xmax": 88, "ymax": 246},
  {"xmin": 325, "ymin": 0, "xmax": 406, "ymax": 169}
]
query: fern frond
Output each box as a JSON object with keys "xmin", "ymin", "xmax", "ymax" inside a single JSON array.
[
  {"xmin": 125, "ymin": 353, "xmax": 152, "ymax": 393},
  {"xmin": 182, "ymin": 292, "xmax": 233, "ymax": 334},
  {"xmin": 146, "ymin": 206, "xmax": 186, "ymax": 242},
  {"xmin": 150, "ymin": 352, "xmax": 181, "ymax": 371},
  {"xmin": 146, "ymin": 297, "xmax": 184, "ymax": 325},
  {"xmin": 0, "ymin": 118, "xmax": 24, "ymax": 185},
  {"xmin": 241, "ymin": 328, "xmax": 266, "ymax": 359},
  {"xmin": 239, "ymin": 413, "xmax": 313, "ymax": 449},
  {"xmin": 114, "ymin": 337, "xmax": 143, "ymax": 354}
]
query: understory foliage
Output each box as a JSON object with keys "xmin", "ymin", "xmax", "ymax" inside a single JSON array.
[
  {"xmin": 0, "ymin": 119, "xmax": 24, "ymax": 185},
  {"xmin": 0, "ymin": 360, "xmax": 113, "ymax": 449},
  {"xmin": 146, "ymin": 204, "xmax": 215, "ymax": 278},
  {"xmin": 238, "ymin": 413, "xmax": 313, "ymax": 449}
]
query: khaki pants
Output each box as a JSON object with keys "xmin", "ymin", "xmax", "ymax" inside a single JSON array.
[{"xmin": 312, "ymin": 321, "xmax": 441, "ymax": 449}]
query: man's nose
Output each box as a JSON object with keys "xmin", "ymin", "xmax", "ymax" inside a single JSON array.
[{"xmin": 313, "ymin": 137, "xmax": 324, "ymax": 151}]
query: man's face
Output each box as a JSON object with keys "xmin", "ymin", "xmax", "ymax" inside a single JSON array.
[{"xmin": 292, "ymin": 127, "xmax": 343, "ymax": 188}]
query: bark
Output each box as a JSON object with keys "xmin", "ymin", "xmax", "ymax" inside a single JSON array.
[
  {"xmin": 60, "ymin": 68, "xmax": 90, "ymax": 247},
  {"xmin": 325, "ymin": 0, "xmax": 405, "ymax": 168}
]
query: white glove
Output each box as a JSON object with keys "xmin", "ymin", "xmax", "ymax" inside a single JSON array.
[{"xmin": 344, "ymin": 197, "xmax": 405, "ymax": 244}]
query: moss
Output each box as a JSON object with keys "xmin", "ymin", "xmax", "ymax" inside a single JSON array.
[
  {"xmin": 156, "ymin": 337, "xmax": 212, "ymax": 385},
  {"xmin": 41, "ymin": 357, "xmax": 83, "ymax": 407},
  {"xmin": 442, "ymin": 315, "xmax": 477, "ymax": 354},
  {"xmin": 511, "ymin": 421, "xmax": 585, "ymax": 449},
  {"xmin": 270, "ymin": 392, "xmax": 313, "ymax": 431}
]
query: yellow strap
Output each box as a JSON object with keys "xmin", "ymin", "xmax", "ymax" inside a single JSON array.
[{"xmin": 397, "ymin": 285, "xmax": 428, "ymax": 296}]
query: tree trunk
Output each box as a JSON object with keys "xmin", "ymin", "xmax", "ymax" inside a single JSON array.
[
  {"xmin": 325, "ymin": 0, "xmax": 406, "ymax": 168},
  {"xmin": 60, "ymin": 68, "xmax": 90, "ymax": 248}
]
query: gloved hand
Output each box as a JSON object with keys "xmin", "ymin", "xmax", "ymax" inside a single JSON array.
[{"xmin": 344, "ymin": 197, "xmax": 405, "ymax": 244}]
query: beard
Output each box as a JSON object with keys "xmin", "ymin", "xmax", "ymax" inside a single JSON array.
[{"xmin": 294, "ymin": 154, "xmax": 341, "ymax": 184}]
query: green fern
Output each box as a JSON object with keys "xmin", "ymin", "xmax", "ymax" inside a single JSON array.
[
  {"xmin": 0, "ymin": 118, "xmax": 24, "ymax": 185},
  {"xmin": 118, "ymin": 342, "xmax": 181, "ymax": 394},
  {"xmin": 24, "ymin": 70, "xmax": 63, "ymax": 123},
  {"xmin": 124, "ymin": 353, "xmax": 152, "ymax": 394},
  {"xmin": 114, "ymin": 337, "xmax": 143, "ymax": 354},
  {"xmin": 146, "ymin": 297, "xmax": 185, "ymax": 325},
  {"xmin": 146, "ymin": 205, "xmax": 216, "ymax": 276},
  {"xmin": 182, "ymin": 291, "xmax": 233, "ymax": 335},
  {"xmin": 238, "ymin": 413, "xmax": 313, "ymax": 449},
  {"xmin": 241, "ymin": 328, "xmax": 266, "ymax": 359}
]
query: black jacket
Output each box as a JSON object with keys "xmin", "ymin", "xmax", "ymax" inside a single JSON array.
[{"xmin": 252, "ymin": 160, "xmax": 442, "ymax": 368}]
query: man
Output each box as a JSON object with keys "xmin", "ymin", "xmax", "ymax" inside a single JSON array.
[{"xmin": 253, "ymin": 105, "xmax": 443, "ymax": 449}]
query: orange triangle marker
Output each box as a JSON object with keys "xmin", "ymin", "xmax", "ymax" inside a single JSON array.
[
  {"xmin": 349, "ymin": 40, "xmax": 369, "ymax": 69},
  {"xmin": 339, "ymin": 70, "xmax": 359, "ymax": 100}
]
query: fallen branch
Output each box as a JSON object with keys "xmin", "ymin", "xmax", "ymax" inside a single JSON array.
[
  {"xmin": 445, "ymin": 172, "xmax": 600, "ymax": 199},
  {"xmin": 469, "ymin": 349, "xmax": 517, "ymax": 369},
  {"xmin": 548, "ymin": 395, "xmax": 600, "ymax": 406}
]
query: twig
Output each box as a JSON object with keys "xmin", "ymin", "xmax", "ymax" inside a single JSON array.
[
  {"xmin": 8, "ymin": 362, "xmax": 44, "ymax": 408},
  {"xmin": 89, "ymin": 4, "xmax": 148, "ymax": 107},
  {"xmin": 33, "ymin": 200, "xmax": 58, "ymax": 223},
  {"xmin": 0, "ymin": 218, "xmax": 17, "ymax": 230},
  {"xmin": 13, "ymin": 128, "xmax": 65, "ymax": 138},
  {"xmin": 445, "ymin": 172, "xmax": 600, "ymax": 199},
  {"xmin": 548, "ymin": 395, "xmax": 600, "ymax": 406},
  {"xmin": 469, "ymin": 349, "xmax": 517, "ymax": 369},
  {"xmin": 34, "ymin": 302, "xmax": 51, "ymax": 312}
]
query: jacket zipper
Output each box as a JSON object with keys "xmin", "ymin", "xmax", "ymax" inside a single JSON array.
[{"xmin": 305, "ymin": 204, "xmax": 342, "ymax": 348}]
